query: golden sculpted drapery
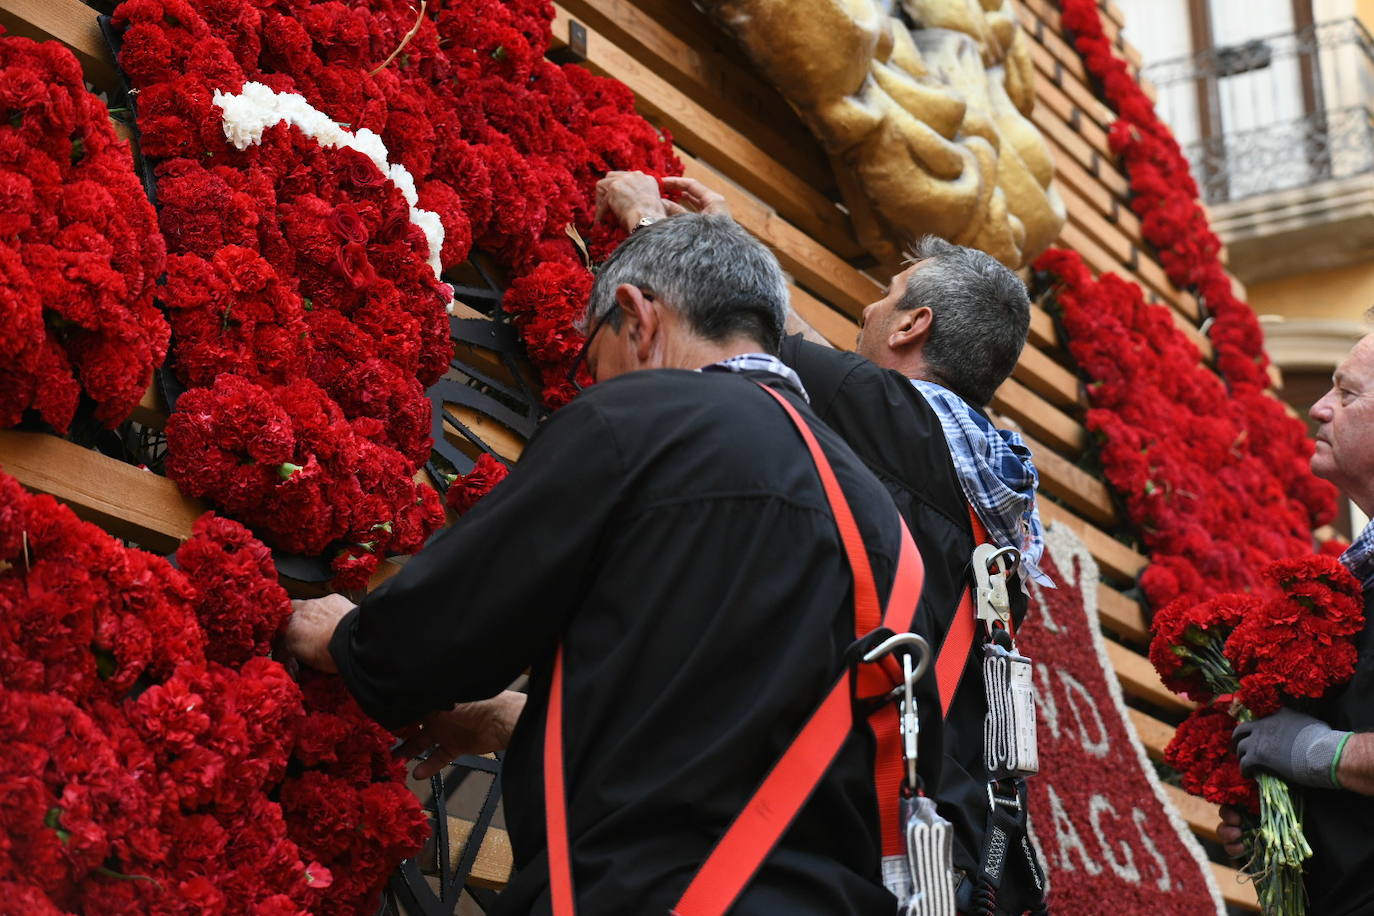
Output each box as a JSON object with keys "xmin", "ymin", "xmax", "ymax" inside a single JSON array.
[{"xmin": 701, "ymin": 0, "xmax": 1066, "ymax": 269}]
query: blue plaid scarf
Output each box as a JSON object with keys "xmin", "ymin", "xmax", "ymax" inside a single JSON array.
[
  {"xmin": 911, "ymin": 380, "xmax": 1053, "ymax": 587},
  {"xmin": 1342, "ymin": 519, "xmax": 1374, "ymax": 592}
]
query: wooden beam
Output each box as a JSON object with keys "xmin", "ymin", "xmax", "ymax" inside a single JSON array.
[
  {"xmin": 1038, "ymin": 498, "xmax": 1146, "ymax": 584},
  {"xmin": 1212, "ymin": 862, "xmax": 1261, "ymax": 911},
  {"xmin": 992, "ymin": 377, "xmax": 1087, "ymax": 456},
  {"xmin": 1028, "ymin": 305, "xmax": 1061, "ymax": 352},
  {"xmin": 442, "ymin": 816, "xmax": 514, "ymax": 890},
  {"xmin": 1023, "ymin": 432, "xmax": 1119, "ymax": 527},
  {"xmin": 1013, "ymin": 343, "xmax": 1084, "ymax": 410},
  {"xmin": 678, "ymin": 153, "xmax": 881, "ymax": 313},
  {"xmin": 557, "ymin": 0, "xmax": 835, "ymax": 195},
  {"xmin": 1098, "ymin": 583, "xmax": 1149, "ymax": 644},
  {"xmin": 1163, "ymin": 782, "xmax": 1219, "ymax": 842},
  {"xmin": 1032, "ymin": 101, "xmax": 1129, "ymax": 199},
  {"xmin": 0, "ymin": 429, "xmax": 204, "ymax": 555},
  {"xmin": 789, "ymin": 285, "xmax": 860, "ymax": 349},
  {"xmin": 1128, "ymin": 708, "xmax": 1176, "ymax": 763},
  {"xmin": 549, "ymin": 5, "xmax": 864, "ymax": 261},
  {"xmin": 0, "ymin": 0, "xmax": 116, "ymax": 91},
  {"xmin": 1104, "ymin": 639, "xmax": 1194, "ymax": 713}
]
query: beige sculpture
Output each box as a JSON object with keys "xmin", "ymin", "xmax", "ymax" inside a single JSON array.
[{"xmin": 701, "ymin": 0, "xmax": 1066, "ymax": 269}]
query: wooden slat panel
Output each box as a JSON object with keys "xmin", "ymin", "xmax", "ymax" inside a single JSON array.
[
  {"xmin": 0, "ymin": 429, "xmax": 203, "ymax": 555},
  {"xmin": 445, "ymin": 405, "xmax": 526, "ymax": 463},
  {"xmin": 1105, "ymin": 639, "xmax": 1194, "ymax": 713},
  {"xmin": 1032, "ymin": 102, "xmax": 1129, "ymax": 199},
  {"xmin": 1038, "ymin": 499, "xmax": 1146, "ymax": 584},
  {"xmin": 1027, "ymin": 34, "xmax": 1116, "ymax": 134},
  {"xmin": 678, "ymin": 154, "xmax": 882, "ymax": 312},
  {"xmin": 1031, "ymin": 52, "xmax": 1116, "ymax": 164},
  {"xmin": 992, "ymin": 377, "xmax": 1087, "ymax": 456},
  {"xmin": 1059, "ymin": 190, "xmax": 1204, "ymax": 326},
  {"xmin": 1018, "ymin": 0, "xmax": 1145, "ymax": 76},
  {"xmin": 0, "ymin": 0, "xmax": 116, "ymax": 90},
  {"xmin": 559, "ymin": 0, "xmax": 835, "ymax": 195},
  {"xmin": 550, "ymin": 5, "xmax": 864, "ymax": 261}
]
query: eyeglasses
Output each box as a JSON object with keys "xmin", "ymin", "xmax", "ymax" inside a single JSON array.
[{"xmin": 565, "ymin": 289, "xmax": 654, "ymax": 391}]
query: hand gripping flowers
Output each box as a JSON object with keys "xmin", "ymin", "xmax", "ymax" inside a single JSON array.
[{"xmin": 1150, "ymin": 555, "xmax": 1364, "ymax": 915}]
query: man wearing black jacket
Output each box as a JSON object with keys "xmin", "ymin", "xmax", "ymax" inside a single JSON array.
[
  {"xmin": 284, "ymin": 212, "xmax": 912, "ymax": 913},
  {"xmin": 597, "ymin": 171, "xmax": 1051, "ymax": 914}
]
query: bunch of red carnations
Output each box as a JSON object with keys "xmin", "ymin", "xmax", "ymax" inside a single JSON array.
[
  {"xmin": 444, "ymin": 452, "xmax": 511, "ymax": 515},
  {"xmin": 0, "ymin": 471, "xmax": 428, "ymax": 913},
  {"xmin": 165, "ymin": 374, "xmax": 445, "ymax": 589},
  {"xmin": 0, "ymin": 32, "xmax": 167, "ymax": 433},
  {"xmin": 1151, "ymin": 555, "xmax": 1365, "ymax": 915},
  {"xmin": 1035, "ymin": 249, "xmax": 1332, "ymax": 611}
]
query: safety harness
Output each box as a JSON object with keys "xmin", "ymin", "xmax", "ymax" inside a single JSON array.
[{"xmin": 542, "ymin": 382, "xmax": 1046, "ymax": 915}]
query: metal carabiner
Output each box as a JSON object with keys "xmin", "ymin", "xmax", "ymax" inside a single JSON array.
[
  {"xmin": 862, "ymin": 632, "xmax": 933, "ymax": 681},
  {"xmin": 864, "ymin": 633, "xmax": 932, "ymax": 791},
  {"xmin": 973, "ymin": 544, "xmax": 1020, "ymax": 633}
]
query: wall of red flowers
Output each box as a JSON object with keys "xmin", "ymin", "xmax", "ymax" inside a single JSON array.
[{"xmin": 0, "ymin": 0, "xmax": 1322, "ymax": 911}]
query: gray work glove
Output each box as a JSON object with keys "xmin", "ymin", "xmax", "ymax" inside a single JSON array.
[{"xmin": 1234, "ymin": 707, "xmax": 1351, "ymax": 789}]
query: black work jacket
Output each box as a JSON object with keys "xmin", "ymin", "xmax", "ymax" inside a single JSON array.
[
  {"xmin": 1304, "ymin": 584, "xmax": 1374, "ymax": 916},
  {"xmin": 331, "ymin": 368, "xmax": 904, "ymax": 914},
  {"xmin": 780, "ymin": 335, "xmax": 1033, "ymax": 914}
]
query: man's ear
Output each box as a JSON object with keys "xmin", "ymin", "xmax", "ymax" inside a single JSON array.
[
  {"xmin": 889, "ymin": 305, "xmax": 933, "ymax": 351},
  {"xmin": 613, "ymin": 283, "xmax": 661, "ymax": 364}
]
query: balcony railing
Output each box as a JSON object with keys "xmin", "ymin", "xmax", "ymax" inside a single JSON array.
[{"xmin": 1143, "ymin": 18, "xmax": 1374, "ymax": 204}]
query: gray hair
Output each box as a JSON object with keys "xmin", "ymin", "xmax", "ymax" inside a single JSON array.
[
  {"xmin": 585, "ymin": 214, "xmax": 789, "ymax": 355},
  {"xmin": 898, "ymin": 236, "xmax": 1031, "ymax": 406}
]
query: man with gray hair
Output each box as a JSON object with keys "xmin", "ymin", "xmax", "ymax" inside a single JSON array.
[
  {"xmin": 599, "ymin": 171, "xmax": 1051, "ymax": 913},
  {"xmin": 284, "ymin": 208, "xmax": 915, "ymax": 912},
  {"xmin": 782, "ymin": 236, "xmax": 1053, "ymax": 916}
]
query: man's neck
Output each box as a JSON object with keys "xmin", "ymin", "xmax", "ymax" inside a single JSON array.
[{"xmin": 670, "ymin": 336, "xmax": 767, "ymax": 370}]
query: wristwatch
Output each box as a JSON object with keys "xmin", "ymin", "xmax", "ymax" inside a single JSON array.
[{"xmin": 634, "ymin": 215, "xmax": 662, "ymax": 232}]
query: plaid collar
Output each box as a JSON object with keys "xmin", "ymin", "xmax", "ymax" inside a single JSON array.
[
  {"xmin": 700, "ymin": 353, "xmax": 810, "ymax": 402},
  {"xmin": 1342, "ymin": 519, "xmax": 1374, "ymax": 592},
  {"xmin": 911, "ymin": 380, "xmax": 1053, "ymax": 587}
]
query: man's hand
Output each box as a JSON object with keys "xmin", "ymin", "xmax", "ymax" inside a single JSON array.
[
  {"xmin": 395, "ymin": 691, "xmax": 528, "ymax": 780},
  {"xmin": 595, "ymin": 170, "xmax": 668, "ymax": 233},
  {"xmin": 283, "ymin": 593, "xmax": 356, "ymax": 673},
  {"xmin": 1216, "ymin": 805, "xmax": 1248, "ymax": 860},
  {"xmin": 661, "ymin": 176, "xmax": 730, "ymax": 218},
  {"xmin": 1234, "ymin": 707, "xmax": 1350, "ymax": 789}
]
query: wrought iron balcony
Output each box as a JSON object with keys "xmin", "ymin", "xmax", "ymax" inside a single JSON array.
[{"xmin": 1144, "ymin": 18, "xmax": 1374, "ymax": 205}]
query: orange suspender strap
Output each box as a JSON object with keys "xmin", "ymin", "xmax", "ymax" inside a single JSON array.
[
  {"xmin": 871, "ymin": 507, "xmax": 1015, "ymax": 857},
  {"xmin": 543, "ymin": 646, "xmax": 576, "ymax": 915},
  {"xmin": 931, "ymin": 507, "xmax": 990, "ymax": 719},
  {"xmin": 542, "ymin": 382, "xmax": 923, "ymax": 916}
]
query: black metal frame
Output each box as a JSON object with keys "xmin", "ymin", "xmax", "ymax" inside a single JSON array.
[{"xmin": 381, "ymin": 754, "xmax": 507, "ymax": 915}]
